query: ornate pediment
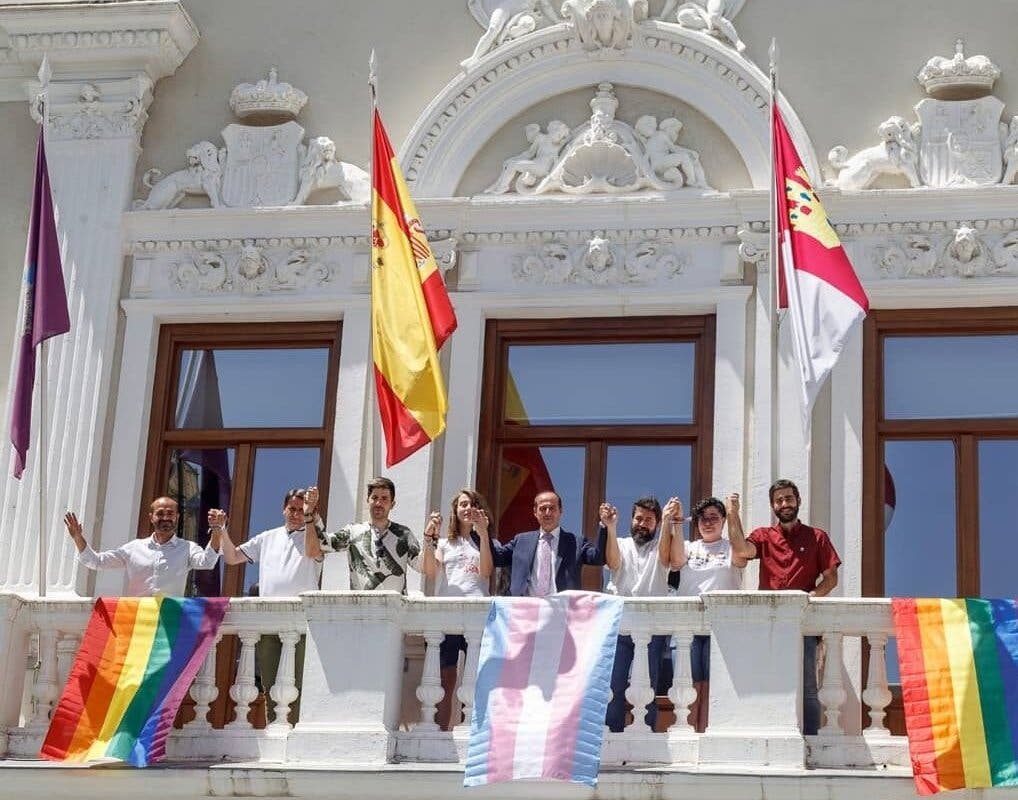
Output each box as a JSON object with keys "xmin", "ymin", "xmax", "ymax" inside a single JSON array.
[
  {"xmin": 483, "ymin": 83, "xmax": 713, "ymax": 195},
  {"xmin": 135, "ymin": 70, "xmax": 368, "ymax": 210},
  {"xmin": 828, "ymin": 42, "xmax": 1018, "ymax": 190}
]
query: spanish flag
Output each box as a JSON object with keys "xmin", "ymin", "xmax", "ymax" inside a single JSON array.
[{"xmin": 371, "ymin": 109, "xmax": 457, "ymax": 466}]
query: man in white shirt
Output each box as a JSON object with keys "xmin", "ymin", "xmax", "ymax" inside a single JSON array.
[
  {"xmin": 64, "ymin": 496, "xmax": 220, "ymax": 597},
  {"xmin": 215, "ymin": 486, "xmax": 323, "ymax": 724},
  {"xmin": 601, "ymin": 495, "xmax": 685, "ymax": 733}
]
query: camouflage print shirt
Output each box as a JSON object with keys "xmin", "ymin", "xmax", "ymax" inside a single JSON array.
[{"xmin": 316, "ymin": 520, "xmax": 421, "ymax": 592}]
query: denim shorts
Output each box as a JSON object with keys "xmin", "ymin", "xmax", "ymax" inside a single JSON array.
[
  {"xmin": 439, "ymin": 634, "xmax": 467, "ymax": 669},
  {"xmin": 691, "ymin": 634, "xmax": 711, "ymax": 682}
]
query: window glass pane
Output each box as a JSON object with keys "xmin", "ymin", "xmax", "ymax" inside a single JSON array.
[
  {"xmin": 505, "ymin": 343, "xmax": 694, "ymax": 425},
  {"xmin": 243, "ymin": 447, "xmax": 321, "ymax": 596},
  {"xmin": 978, "ymin": 440, "xmax": 1018, "ymax": 598},
  {"xmin": 884, "ymin": 440, "xmax": 957, "ymax": 682},
  {"xmin": 603, "ymin": 445, "xmax": 693, "ymax": 538},
  {"xmin": 167, "ymin": 447, "xmax": 235, "ymax": 597},
  {"xmin": 175, "ymin": 348, "xmax": 330, "ymax": 429},
  {"xmin": 884, "ymin": 336, "xmax": 1018, "ymax": 420},
  {"xmin": 496, "ymin": 446, "xmax": 585, "ymax": 542}
]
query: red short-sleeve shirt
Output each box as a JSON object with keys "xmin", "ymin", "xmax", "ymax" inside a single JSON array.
[{"xmin": 746, "ymin": 522, "xmax": 841, "ymax": 591}]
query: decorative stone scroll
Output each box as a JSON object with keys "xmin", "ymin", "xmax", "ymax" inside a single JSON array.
[
  {"xmin": 169, "ymin": 244, "xmax": 334, "ymax": 294},
  {"xmin": 829, "ymin": 42, "xmax": 1018, "ymax": 190},
  {"xmin": 512, "ymin": 235, "xmax": 686, "ymax": 284},
  {"xmin": 870, "ymin": 225, "xmax": 1018, "ymax": 279},
  {"xmin": 135, "ymin": 70, "xmax": 368, "ymax": 209},
  {"xmin": 461, "ymin": 0, "xmax": 746, "ymax": 70},
  {"xmin": 484, "ymin": 82, "xmax": 712, "ymax": 194}
]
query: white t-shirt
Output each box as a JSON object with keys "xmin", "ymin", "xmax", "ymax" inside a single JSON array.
[
  {"xmin": 677, "ymin": 538, "xmax": 742, "ymax": 596},
  {"xmin": 238, "ymin": 526, "xmax": 323, "ymax": 597},
  {"xmin": 436, "ymin": 535, "xmax": 488, "ymax": 597},
  {"xmin": 606, "ymin": 535, "xmax": 670, "ymax": 597}
]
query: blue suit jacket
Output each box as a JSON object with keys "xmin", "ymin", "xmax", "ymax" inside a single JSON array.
[{"xmin": 490, "ymin": 528, "xmax": 607, "ymax": 596}]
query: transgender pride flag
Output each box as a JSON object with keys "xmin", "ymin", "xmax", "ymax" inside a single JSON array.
[{"xmin": 464, "ymin": 592, "xmax": 623, "ymax": 788}]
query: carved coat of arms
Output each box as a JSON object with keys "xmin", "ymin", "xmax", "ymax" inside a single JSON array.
[
  {"xmin": 220, "ymin": 121, "xmax": 305, "ymax": 207},
  {"xmin": 916, "ymin": 96, "xmax": 1004, "ymax": 187}
]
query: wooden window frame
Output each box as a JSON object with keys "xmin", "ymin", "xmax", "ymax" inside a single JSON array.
[
  {"xmin": 862, "ymin": 307, "xmax": 1018, "ymax": 598},
  {"xmin": 476, "ymin": 316, "xmax": 716, "ymax": 567}
]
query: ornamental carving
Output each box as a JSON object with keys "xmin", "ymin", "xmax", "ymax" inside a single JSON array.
[
  {"xmin": 461, "ymin": 0, "xmax": 745, "ymax": 70},
  {"xmin": 829, "ymin": 42, "xmax": 1018, "ymax": 190},
  {"xmin": 484, "ymin": 83, "xmax": 712, "ymax": 195},
  {"xmin": 870, "ymin": 226, "xmax": 1018, "ymax": 279},
  {"xmin": 135, "ymin": 70, "xmax": 367, "ymax": 210},
  {"xmin": 171, "ymin": 246, "xmax": 333, "ymax": 294},
  {"xmin": 512, "ymin": 236, "xmax": 685, "ymax": 284},
  {"xmin": 30, "ymin": 78, "xmax": 151, "ymax": 141}
]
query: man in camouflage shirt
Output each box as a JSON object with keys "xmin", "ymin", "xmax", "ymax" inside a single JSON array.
[{"xmin": 311, "ymin": 476, "xmax": 422, "ymax": 592}]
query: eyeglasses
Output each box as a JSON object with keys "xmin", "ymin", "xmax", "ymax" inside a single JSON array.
[{"xmin": 699, "ymin": 515, "xmax": 724, "ymax": 524}]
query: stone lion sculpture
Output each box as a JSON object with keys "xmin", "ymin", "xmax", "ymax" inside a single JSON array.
[
  {"xmin": 137, "ymin": 141, "xmax": 224, "ymax": 210},
  {"xmin": 827, "ymin": 116, "xmax": 921, "ymax": 190},
  {"xmin": 294, "ymin": 136, "xmax": 357, "ymax": 204}
]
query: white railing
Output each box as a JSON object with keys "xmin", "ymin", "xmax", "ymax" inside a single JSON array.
[{"xmin": 0, "ymin": 592, "xmax": 909, "ymax": 770}]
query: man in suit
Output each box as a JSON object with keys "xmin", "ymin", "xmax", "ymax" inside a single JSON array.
[{"xmin": 490, "ymin": 490, "xmax": 606, "ymax": 596}]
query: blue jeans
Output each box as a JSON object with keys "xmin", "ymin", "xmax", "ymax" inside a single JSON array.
[
  {"xmin": 803, "ymin": 635, "xmax": 821, "ymax": 735},
  {"xmin": 606, "ymin": 634, "xmax": 670, "ymax": 732}
]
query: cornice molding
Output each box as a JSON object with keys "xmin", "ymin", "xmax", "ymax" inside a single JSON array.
[{"xmin": 0, "ymin": 1, "xmax": 198, "ymax": 102}]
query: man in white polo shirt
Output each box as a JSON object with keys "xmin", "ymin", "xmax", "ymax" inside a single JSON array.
[
  {"xmin": 601, "ymin": 495, "xmax": 685, "ymax": 733},
  {"xmin": 214, "ymin": 486, "xmax": 323, "ymax": 723}
]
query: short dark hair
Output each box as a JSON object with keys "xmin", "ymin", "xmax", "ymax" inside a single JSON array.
[
  {"xmin": 533, "ymin": 490, "xmax": 562, "ymax": 510},
  {"xmin": 768, "ymin": 479, "xmax": 800, "ymax": 504},
  {"xmin": 367, "ymin": 476, "xmax": 396, "ymax": 499},
  {"xmin": 282, "ymin": 488, "xmax": 306, "ymax": 507},
  {"xmin": 631, "ymin": 496, "xmax": 661, "ymax": 525},
  {"xmin": 692, "ymin": 497, "xmax": 726, "ymax": 523}
]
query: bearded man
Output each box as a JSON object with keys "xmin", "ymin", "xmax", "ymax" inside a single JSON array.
[{"xmin": 601, "ymin": 495, "xmax": 684, "ymax": 732}]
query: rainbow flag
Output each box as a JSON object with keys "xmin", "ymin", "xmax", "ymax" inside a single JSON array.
[
  {"xmin": 892, "ymin": 598, "xmax": 1018, "ymax": 794},
  {"xmin": 464, "ymin": 592, "xmax": 623, "ymax": 787},
  {"xmin": 41, "ymin": 597, "xmax": 228, "ymax": 766}
]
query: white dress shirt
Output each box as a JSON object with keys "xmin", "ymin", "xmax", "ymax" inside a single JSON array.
[{"xmin": 76, "ymin": 533, "xmax": 220, "ymax": 597}]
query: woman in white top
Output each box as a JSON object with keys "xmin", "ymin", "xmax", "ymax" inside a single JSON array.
[
  {"xmin": 674, "ymin": 493, "xmax": 746, "ymax": 732},
  {"xmin": 422, "ymin": 488, "xmax": 494, "ymax": 730}
]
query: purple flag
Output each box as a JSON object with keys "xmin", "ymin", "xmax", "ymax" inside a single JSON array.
[{"xmin": 10, "ymin": 132, "xmax": 70, "ymax": 479}]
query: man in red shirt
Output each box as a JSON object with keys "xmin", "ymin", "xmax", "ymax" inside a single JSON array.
[{"xmin": 729, "ymin": 478, "xmax": 841, "ymax": 734}]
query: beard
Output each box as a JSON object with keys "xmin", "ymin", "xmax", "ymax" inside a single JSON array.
[
  {"xmin": 775, "ymin": 505, "xmax": 798, "ymax": 523},
  {"xmin": 631, "ymin": 526, "xmax": 655, "ymax": 545}
]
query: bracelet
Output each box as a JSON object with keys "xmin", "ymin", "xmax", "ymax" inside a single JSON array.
[{"xmin": 303, "ymin": 514, "xmax": 314, "ymax": 522}]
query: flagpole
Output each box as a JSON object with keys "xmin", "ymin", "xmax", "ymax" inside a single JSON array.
[
  {"xmin": 37, "ymin": 53, "xmax": 52, "ymax": 598},
  {"xmin": 368, "ymin": 50, "xmax": 380, "ymax": 475},
  {"xmin": 768, "ymin": 39, "xmax": 780, "ymax": 479}
]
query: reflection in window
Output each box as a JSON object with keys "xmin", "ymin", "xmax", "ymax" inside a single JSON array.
[
  {"xmin": 175, "ymin": 348, "xmax": 330, "ymax": 429},
  {"xmin": 978, "ymin": 440, "xmax": 1018, "ymax": 599},
  {"xmin": 243, "ymin": 447, "xmax": 321, "ymax": 596},
  {"xmin": 884, "ymin": 336, "xmax": 1018, "ymax": 420},
  {"xmin": 168, "ymin": 447, "xmax": 235, "ymax": 597},
  {"xmin": 604, "ymin": 445, "xmax": 692, "ymax": 538},
  {"xmin": 496, "ymin": 446, "xmax": 584, "ymax": 542},
  {"xmin": 505, "ymin": 343, "xmax": 695, "ymax": 425}
]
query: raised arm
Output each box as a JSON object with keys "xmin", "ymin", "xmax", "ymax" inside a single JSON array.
[
  {"xmin": 472, "ymin": 507, "xmax": 494, "ymax": 579},
  {"xmin": 725, "ymin": 493, "xmax": 749, "ymax": 567},
  {"xmin": 600, "ymin": 502, "xmax": 620, "ymax": 572},
  {"xmin": 421, "ymin": 512, "xmax": 442, "ymax": 580},
  {"xmin": 581, "ymin": 523, "xmax": 608, "ymax": 566},
  {"xmin": 208, "ymin": 509, "xmax": 248, "ymax": 566},
  {"xmin": 65, "ymin": 512, "xmax": 127, "ymax": 570},
  {"xmin": 303, "ymin": 486, "xmax": 324, "ymax": 561},
  {"xmin": 660, "ymin": 497, "xmax": 685, "ymax": 568}
]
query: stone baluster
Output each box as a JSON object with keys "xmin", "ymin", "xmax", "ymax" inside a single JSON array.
[
  {"xmin": 417, "ymin": 630, "xmax": 445, "ymax": 731},
  {"xmin": 268, "ymin": 631, "xmax": 301, "ymax": 730},
  {"xmin": 669, "ymin": 632, "xmax": 696, "ymax": 732},
  {"xmin": 455, "ymin": 626, "xmax": 483, "ymax": 734},
  {"xmin": 29, "ymin": 628, "xmax": 59, "ymax": 727},
  {"xmin": 862, "ymin": 633, "xmax": 893, "ymax": 736},
  {"xmin": 227, "ymin": 631, "xmax": 259, "ymax": 729},
  {"xmin": 55, "ymin": 632, "xmax": 79, "ymax": 688},
  {"xmin": 626, "ymin": 629, "xmax": 656, "ymax": 733},
  {"xmin": 186, "ymin": 634, "xmax": 221, "ymax": 729},
  {"xmin": 818, "ymin": 632, "xmax": 846, "ymax": 735}
]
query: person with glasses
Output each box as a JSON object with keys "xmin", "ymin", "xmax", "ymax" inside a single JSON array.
[{"xmin": 674, "ymin": 493, "xmax": 747, "ymax": 732}]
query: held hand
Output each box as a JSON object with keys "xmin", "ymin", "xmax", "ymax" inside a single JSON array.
[
  {"xmin": 208, "ymin": 508, "xmax": 228, "ymax": 530},
  {"xmin": 471, "ymin": 507, "xmax": 490, "ymax": 536},
  {"xmin": 663, "ymin": 496, "xmax": 684, "ymax": 524},
  {"xmin": 424, "ymin": 512, "xmax": 441, "ymax": 545},
  {"xmin": 725, "ymin": 492, "xmax": 740, "ymax": 517},
  {"xmin": 63, "ymin": 511, "xmax": 83, "ymax": 541},
  {"xmin": 304, "ymin": 486, "xmax": 319, "ymax": 516},
  {"xmin": 598, "ymin": 502, "xmax": 618, "ymax": 527}
]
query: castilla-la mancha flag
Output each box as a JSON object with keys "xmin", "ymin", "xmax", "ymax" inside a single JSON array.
[
  {"xmin": 773, "ymin": 104, "xmax": 868, "ymax": 423},
  {"xmin": 371, "ymin": 109, "xmax": 457, "ymax": 466}
]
